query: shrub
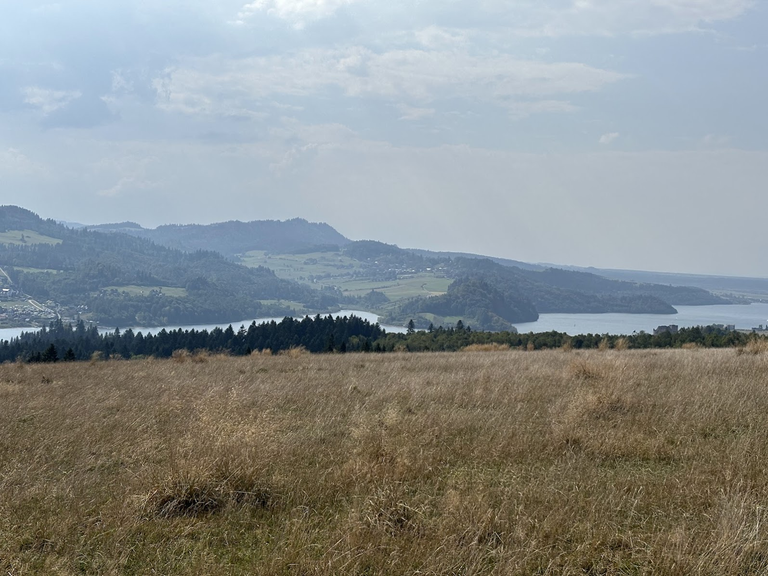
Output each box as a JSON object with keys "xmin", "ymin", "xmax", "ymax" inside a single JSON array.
[
  {"xmin": 171, "ymin": 349, "xmax": 190, "ymax": 363},
  {"xmin": 745, "ymin": 338, "xmax": 768, "ymax": 355}
]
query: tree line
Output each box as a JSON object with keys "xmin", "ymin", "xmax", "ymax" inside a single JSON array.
[{"xmin": 0, "ymin": 316, "xmax": 757, "ymax": 363}]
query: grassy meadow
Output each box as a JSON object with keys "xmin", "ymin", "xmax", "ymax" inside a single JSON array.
[
  {"xmin": 3, "ymin": 348, "xmax": 768, "ymax": 574},
  {"xmin": 239, "ymin": 250, "xmax": 451, "ymax": 301},
  {"xmin": 0, "ymin": 230, "xmax": 62, "ymax": 247}
]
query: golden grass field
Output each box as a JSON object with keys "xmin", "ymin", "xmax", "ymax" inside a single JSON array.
[{"xmin": 3, "ymin": 348, "xmax": 768, "ymax": 575}]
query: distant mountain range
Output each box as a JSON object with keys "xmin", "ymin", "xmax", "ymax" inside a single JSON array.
[
  {"xmin": 84, "ymin": 217, "xmax": 768, "ymax": 298},
  {"xmin": 1, "ymin": 205, "xmax": 764, "ymax": 331}
]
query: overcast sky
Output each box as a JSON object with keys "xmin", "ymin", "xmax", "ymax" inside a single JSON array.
[{"xmin": 1, "ymin": 1, "xmax": 766, "ymax": 276}]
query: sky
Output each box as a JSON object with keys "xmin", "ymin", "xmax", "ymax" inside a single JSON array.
[{"xmin": 1, "ymin": 0, "xmax": 766, "ymax": 277}]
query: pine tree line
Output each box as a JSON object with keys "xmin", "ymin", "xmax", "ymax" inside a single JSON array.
[{"xmin": 0, "ymin": 317, "xmax": 757, "ymax": 363}]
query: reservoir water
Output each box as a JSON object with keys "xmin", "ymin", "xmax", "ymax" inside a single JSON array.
[
  {"xmin": 3, "ymin": 304, "xmax": 768, "ymax": 342},
  {"xmin": 0, "ymin": 309, "xmax": 406, "ymax": 342},
  {"xmin": 513, "ymin": 303, "xmax": 768, "ymax": 335}
]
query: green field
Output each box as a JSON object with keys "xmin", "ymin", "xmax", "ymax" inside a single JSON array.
[
  {"xmin": 0, "ymin": 229, "xmax": 62, "ymax": 246},
  {"xmin": 240, "ymin": 250, "xmax": 363, "ymax": 282},
  {"xmin": 103, "ymin": 285, "xmax": 189, "ymax": 298},
  {"xmin": 338, "ymin": 274, "xmax": 452, "ymax": 300},
  {"xmin": 0, "ymin": 299, "xmax": 31, "ymax": 308},
  {"xmin": 13, "ymin": 266, "xmax": 62, "ymax": 274},
  {"xmin": 241, "ymin": 250, "xmax": 451, "ymax": 303}
]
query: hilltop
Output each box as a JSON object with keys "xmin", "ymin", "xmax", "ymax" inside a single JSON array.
[{"xmin": 91, "ymin": 218, "xmax": 350, "ymax": 258}]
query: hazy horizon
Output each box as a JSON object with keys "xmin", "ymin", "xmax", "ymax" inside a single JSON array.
[
  {"xmin": 18, "ymin": 208, "xmax": 756, "ymax": 281},
  {"xmin": 2, "ymin": 1, "xmax": 766, "ymax": 277}
]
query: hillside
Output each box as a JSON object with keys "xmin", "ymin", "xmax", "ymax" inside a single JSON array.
[
  {"xmin": 570, "ymin": 267, "xmax": 768, "ymax": 301},
  {"xmin": 334, "ymin": 242, "xmax": 726, "ymax": 330},
  {"xmin": 91, "ymin": 218, "xmax": 350, "ymax": 258},
  {"xmin": 1, "ymin": 206, "xmax": 734, "ymax": 331},
  {"xmin": 0, "ymin": 207, "xmax": 339, "ymax": 327}
]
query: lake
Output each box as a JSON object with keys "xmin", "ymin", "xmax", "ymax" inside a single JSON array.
[
  {"xmin": 513, "ymin": 303, "xmax": 768, "ymax": 335},
  {"xmin": 0, "ymin": 309, "xmax": 406, "ymax": 342},
  {"xmin": 3, "ymin": 304, "xmax": 768, "ymax": 342}
]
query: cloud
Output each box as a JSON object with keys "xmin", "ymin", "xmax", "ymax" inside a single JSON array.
[
  {"xmin": 599, "ymin": 132, "xmax": 619, "ymax": 145},
  {"xmin": 154, "ymin": 48, "xmax": 626, "ymax": 118},
  {"xmin": 98, "ymin": 176, "xmax": 157, "ymax": 198},
  {"xmin": 95, "ymin": 154, "xmax": 159, "ymax": 197},
  {"xmin": 506, "ymin": 100, "xmax": 577, "ymax": 119},
  {"xmin": 397, "ymin": 104, "xmax": 435, "ymax": 121},
  {"xmin": 236, "ymin": 0, "xmax": 363, "ymax": 25},
  {"xmin": 412, "ymin": 26, "xmax": 470, "ymax": 49},
  {"xmin": 503, "ymin": 0, "xmax": 755, "ymax": 37},
  {"xmin": 701, "ymin": 134, "xmax": 730, "ymax": 147},
  {"xmin": 41, "ymin": 94, "xmax": 117, "ymax": 129},
  {"xmin": 0, "ymin": 148, "xmax": 41, "ymax": 175},
  {"xmin": 23, "ymin": 87, "xmax": 82, "ymax": 115}
]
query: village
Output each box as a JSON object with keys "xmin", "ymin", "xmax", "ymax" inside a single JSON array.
[{"xmin": 0, "ymin": 285, "xmax": 68, "ymax": 328}]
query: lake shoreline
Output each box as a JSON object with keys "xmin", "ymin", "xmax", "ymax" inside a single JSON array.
[{"xmin": 4, "ymin": 303, "xmax": 768, "ymax": 341}]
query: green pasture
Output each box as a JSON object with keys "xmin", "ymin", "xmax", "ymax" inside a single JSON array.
[
  {"xmin": 0, "ymin": 229, "xmax": 62, "ymax": 246},
  {"xmin": 240, "ymin": 250, "xmax": 363, "ymax": 281},
  {"xmin": 0, "ymin": 300, "xmax": 32, "ymax": 308},
  {"xmin": 338, "ymin": 274, "xmax": 451, "ymax": 300},
  {"xmin": 241, "ymin": 250, "xmax": 452, "ymax": 305},
  {"xmin": 13, "ymin": 266, "xmax": 62, "ymax": 274}
]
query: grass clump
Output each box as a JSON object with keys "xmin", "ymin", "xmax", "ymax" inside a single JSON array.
[
  {"xmin": 279, "ymin": 345, "xmax": 309, "ymax": 357},
  {"xmin": 143, "ymin": 466, "xmax": 272, "ymax": 519},
  {"xmin": 171, "ymin": 349, "xmax": 190, "ymax": 363},
  {"xmin": 744, "ymin": 337, "xmax": 768, "ymax": 355}
]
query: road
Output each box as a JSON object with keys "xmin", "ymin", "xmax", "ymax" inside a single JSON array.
[
  {"xmin": 27, "ymin": 299, "xmax": 47, "ymax": 312},
  {"xmin": 0, "ymin": 265, "xmax": 11, "ymax": 285}
]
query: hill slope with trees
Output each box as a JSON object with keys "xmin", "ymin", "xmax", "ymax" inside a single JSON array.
[
  {"xmin": 90, "ymin": 218, "xmax": 350, "ymax": 258},
  {"xmin": 0, "ymin": 207, "xmax": 339, "ymax": 327},
  {"xmin": 0, "ymin": 206, "xmax": 734, "ymax": 332}
]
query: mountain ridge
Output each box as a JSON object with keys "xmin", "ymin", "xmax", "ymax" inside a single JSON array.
[{"xmin": 0, "ymin": 205, "xmax": 749, "ymax": 331}]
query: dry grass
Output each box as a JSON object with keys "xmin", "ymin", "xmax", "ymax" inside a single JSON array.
[
  {"xmin": 744, "ymin": 337, "xmax": 768, "ymax": 355},
  {"xmin": 462, "ymin": 343, "xmax": 511, "ymax": 352},
  {"xmin": 3, "ymin": 349, "xmax": 768, "ymax": 574}
]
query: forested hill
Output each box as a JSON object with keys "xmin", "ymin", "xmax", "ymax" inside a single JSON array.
[
  {"xmin": 452, "ymin": 258, "xmax": 729, "ymax": 309},
  {"xmin": 342, "ymin": 241, "xmax": 728, "ymax": 330},
  {"xmin": 0, "ymin": 207, "xmax": 339, "ymax": 326},
  {"xmin": 90, "ymin": 218, "xmax": 350, "ymax": 258},
  {"xmin": 405, "ymin": 248, "xmax": 543, "ymax": 271}
]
